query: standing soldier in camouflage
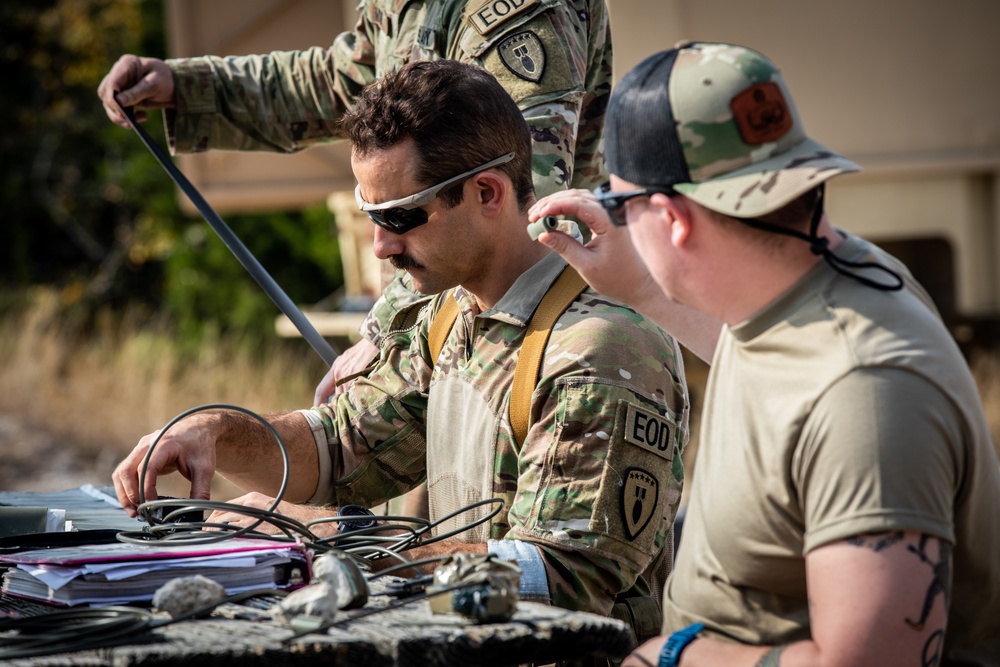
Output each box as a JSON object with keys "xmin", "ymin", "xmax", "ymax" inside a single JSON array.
[
  {"xmin": 97, "ymin": 0, "xmax": 615, "ymax": 401},
  {"xmin": 111, "ymin": 60, "xmax": 690, "ymax": 650}
]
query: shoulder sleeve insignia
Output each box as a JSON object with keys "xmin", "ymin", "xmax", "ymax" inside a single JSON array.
[
  {"xmin": 466, "ymin": 0, "xmax": 539, "ymax": 36},
  {"xmin": 622, "ymin": 403, "xmax": 676, "ymax": 463},
  {"xmin": 497, "ymin": 30, "xmax": 546, "ymax": 83},
  {"xmin": 621, "ymin": 467, "xmax": 658, "ymax": 541}
]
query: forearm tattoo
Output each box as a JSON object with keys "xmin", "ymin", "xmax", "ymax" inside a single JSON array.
[
  {"xmin": 905, "ymin": 534, "xmax": 952, "ymax": 631},
  {"xmin": 846, "ymin": 530, "xmax": 904, "ymax": 552},
  {"xmin": 755, "ymin": 645, "xmax": 787, "ymax": 667},
  {"xmin": 845, "ymin": 531, "xmax": 951, "ymax": 667}
]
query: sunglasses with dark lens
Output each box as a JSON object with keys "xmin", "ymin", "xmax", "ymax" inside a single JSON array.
[
  {"xmin": 355, "ymin": 152, "xmax": 516, "ymax": 234},
  {"xmin": 593, "ymin": 181, "xmax": 676, "ymax": 226},
  {"xmin": 364, "ymin": 205, "xmax": 430, "ymax": 233}
]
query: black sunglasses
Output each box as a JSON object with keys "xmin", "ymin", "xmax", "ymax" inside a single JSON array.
[
  {"xmin": 594, "ymin": 182, "xmax": 675, "ymax": 226},
  {"xmin": 355, "ymin": 153, "xmax": 515, "ymax": 234},
  {"xmin": 364, "ymin": 206, "xmax": 431, "ymax": 234}
]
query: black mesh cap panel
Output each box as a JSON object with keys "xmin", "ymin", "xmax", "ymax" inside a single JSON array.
[{"xmin": 605, "ymin": 49, "xmax": 690, "ymax": 188}]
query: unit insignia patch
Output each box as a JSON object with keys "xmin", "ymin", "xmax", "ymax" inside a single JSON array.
[
  {"xmin": 621, "ymin": 467, "xmax": 658, "ymax": 541},
  {"xmin": 497, "ymin": 31, "xmax": 546, "ymax": 83}
]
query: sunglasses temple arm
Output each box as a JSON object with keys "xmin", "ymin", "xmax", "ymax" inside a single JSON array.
[{"xmin": 113, "ymin": 96, "xmax": 339, "ymax": 367}]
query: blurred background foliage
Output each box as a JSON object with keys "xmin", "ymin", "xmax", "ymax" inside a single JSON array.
[{"xmin": 0, "ymin": 0, "xmax": 344, "ymax": 347}]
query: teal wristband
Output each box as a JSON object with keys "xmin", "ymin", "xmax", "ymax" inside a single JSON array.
[{"xmin": 658, "ymin": 623, "xmax": 704, "ymax": 667}]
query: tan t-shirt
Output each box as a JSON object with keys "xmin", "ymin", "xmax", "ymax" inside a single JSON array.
[{"xmin": 662, "ymin": 232, "xmax": 1000, "ymax": 664}]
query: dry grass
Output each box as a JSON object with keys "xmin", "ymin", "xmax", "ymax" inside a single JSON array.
[
  {"xmin": 0, "ymin": 289, "xmax": 328, "ymax": 497},
  {"xmin": 0, "ymin": 290, "xmax": 998, "ymax": 500}
]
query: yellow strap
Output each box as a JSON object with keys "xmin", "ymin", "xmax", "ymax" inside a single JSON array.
[
  {"xmin": 428, "ymin": 292, "xmax": 460, "ymax": 363},
  {"xmin": 510, "ymin": 267, "xmax": 588, "ymax": 447},
  {"xmin": 427, "ymin": 267, "xmax": 588, "ymax": 447}
]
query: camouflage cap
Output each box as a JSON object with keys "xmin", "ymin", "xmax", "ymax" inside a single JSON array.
[{"xmin": 605, "ymin": 42, "xmax": 860, "ymax": 218}]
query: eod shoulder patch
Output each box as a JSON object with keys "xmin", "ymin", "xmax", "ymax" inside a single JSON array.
[
  {"xmin": 589, "ymin": 399, "xmax": 679, "ymax": 548},
  {"xmin": 623, "ymin": 403, "xmax": 675, "ymax": 462},
  {"xmin": 466, "ymin": 0, "xmax": 539, "ymax": 35}
]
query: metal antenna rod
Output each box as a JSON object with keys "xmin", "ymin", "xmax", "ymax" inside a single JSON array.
[{"xmin": 113, "ymin": 96, "xmax": 338, "ymax": 366}]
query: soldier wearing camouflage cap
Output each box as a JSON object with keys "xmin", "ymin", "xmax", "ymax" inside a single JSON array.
[
  {"xmin": 97, "ymin": 0, "xmax": 615, "ymax": 403},
  {"xmin": 531, "ymin": 42, "xmax": 1000, "ymax": 666},
  {"xmin": 112, "ymin": 59, "xmax": 690, "ymax": 651}
]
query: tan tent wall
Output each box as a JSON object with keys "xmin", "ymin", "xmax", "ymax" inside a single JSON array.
[
  {"xmin": 605, "ymin": 0, "xmax": 1000, "ymax": 321},
  {"xmin": 166, "ymin": 0, "xmax": 357, "ymax": 212},
  {"xmin": 166, "ymin": 0, "xmax": 1000, "ymax": 322}
]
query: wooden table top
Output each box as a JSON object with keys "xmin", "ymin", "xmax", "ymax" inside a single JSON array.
[{"xmin": 0, "ymin": 487, "xmax": 636, "ymax": 666}]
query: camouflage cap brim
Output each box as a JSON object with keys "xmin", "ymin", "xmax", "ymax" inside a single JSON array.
[{"xmin": 673, "ymin": 137, "xmax": 861, "ymax": 218}]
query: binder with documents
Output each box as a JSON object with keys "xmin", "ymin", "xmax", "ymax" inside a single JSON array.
[{"xmin": 0, "ymin": 538, "xmax": 310, "ymax": 606}]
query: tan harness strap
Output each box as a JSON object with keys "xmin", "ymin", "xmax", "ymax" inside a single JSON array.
[
  {"xmin": 509, "ymin": 266, "xmax": 588, "ymax": 447},
  {"xmin": 427, "ymin": 267, "xmax": 588, "ymax": 447},
  {"xmin": 428, "ymin": 292, "xmax": 460, "ymax": 363}
]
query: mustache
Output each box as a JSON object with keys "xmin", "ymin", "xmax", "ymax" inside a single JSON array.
[{"xmin": 389, "ymin": 254, "xmax": 424, "ymax": 271}]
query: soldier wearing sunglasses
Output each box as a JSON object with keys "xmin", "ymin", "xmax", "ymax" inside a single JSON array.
[
  {"xmin": 97, "ymin": 0, "xmax": 616, "ymax": 408},
  {"xmin": 113, "ymin": 60, "xmax": 691, "ymax": 653}
]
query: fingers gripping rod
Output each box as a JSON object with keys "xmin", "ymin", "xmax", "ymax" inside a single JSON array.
[{"xmin": 113, "ymin": 96, "xmax": 338, "ymax": 366}]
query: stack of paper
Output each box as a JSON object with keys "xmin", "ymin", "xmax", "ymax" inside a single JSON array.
[{"xmin": 0, "ymin": 538, "xmax": 309, "ymax": 606}]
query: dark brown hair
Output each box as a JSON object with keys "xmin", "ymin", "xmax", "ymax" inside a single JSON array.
[{"xmin": 341, "ymin": 60, "xmax": 534, "ymax": 211}]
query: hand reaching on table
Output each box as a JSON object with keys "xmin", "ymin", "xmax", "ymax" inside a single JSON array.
[
  {"xmin": 113, "ymin": 413, "xmax": 221, "ymax": 518},
  {"xmin": 113, "ymin": 409, "xmax": 317, "ymax": 519}
]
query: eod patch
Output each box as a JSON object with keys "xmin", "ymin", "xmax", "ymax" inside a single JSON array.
[
  {"xmin": 622, "ymin": 403, "xmax": 675, "ymax": 462},
  {"xmin": 590, "ymin": 399, "xmax": 679, "ymax": 548}
]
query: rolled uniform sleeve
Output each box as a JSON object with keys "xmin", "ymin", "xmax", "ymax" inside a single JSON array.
[{"xmin": 303, "ymin": 315, "xmax": 431, "ymax": 508}]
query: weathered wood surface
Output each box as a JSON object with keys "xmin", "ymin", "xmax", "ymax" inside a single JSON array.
[
  {"xmin": 0, "ymin": 488, "xmax": 637, "ymax": 666},
  {"xmin": 1, "ymin": 593, "xmax": 635, "ymax": 666}
]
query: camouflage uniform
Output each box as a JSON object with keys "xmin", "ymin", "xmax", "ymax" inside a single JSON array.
[
  {"xmin": 164, "ymin": 0, "xmax": 612, "ymax": 342},
  {"xmin": 301, "ymin": 252, "xmax": 689, "ymax": 617},
  {"xmin": 165, "ymin": 0, "xmax": 610, "ymax": 196}
]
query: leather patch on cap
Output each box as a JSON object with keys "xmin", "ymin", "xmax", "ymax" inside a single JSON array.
[
  {"xmin": 621, "ymin": 467, "xmax": 658, "ymax": 541},
  {"xmin": 467, "ymin": 0, "xmax": 539, "ymax": 36},
  {"xmin": 497, "ymin": 31, "xmax": 546, "ymax": 83},
  {"xmin": 623, "ymin": 403, "xmax": 675, "ymax": 463},
  {"xmin": 731, "ymin": 82, "xmax": 793, "ymax": 145}
]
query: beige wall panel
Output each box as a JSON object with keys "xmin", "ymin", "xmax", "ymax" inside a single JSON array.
[
  {"xmin": 827, "ymin": 175, "xmax": 996, "ymax": 313},
  {"xmin": 167, "ymin": 0, "xmax": 353, "ymax": 214},
  {"xmin": 607, "ymin": 0, "xmax": 1000, "ymax": 316},
  {"xmin": 607, "ymin": 0, "xmax": 1000, "ymax": 170}
]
